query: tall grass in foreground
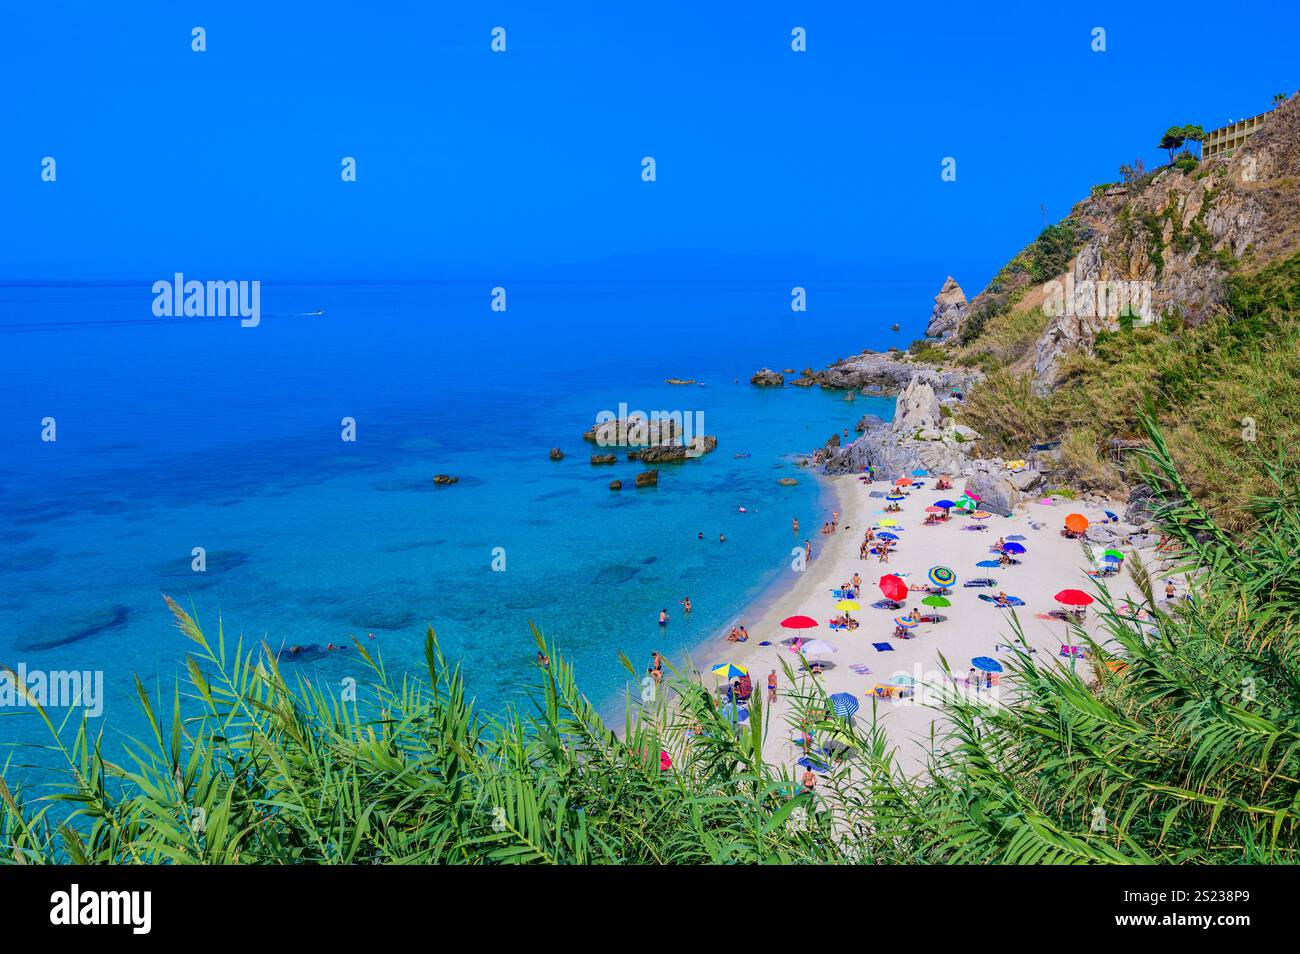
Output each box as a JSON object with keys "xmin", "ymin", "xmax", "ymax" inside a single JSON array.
[{"xmin": 2, "ymin": 418, "xmax": 1298, "ymax": 864}]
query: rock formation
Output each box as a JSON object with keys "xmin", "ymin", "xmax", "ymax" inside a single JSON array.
[
  {"xmin": 751, "ymin": 368, "xmax": 785, "ymax": 387},
  {"xmin": 925, "ymin": 276, "xmax": 968, "ymax": 340}
]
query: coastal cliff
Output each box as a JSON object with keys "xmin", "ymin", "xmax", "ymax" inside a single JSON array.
[{"xmin": 808, "ymin": 93, "xmax": 1300, "ymax": 525}]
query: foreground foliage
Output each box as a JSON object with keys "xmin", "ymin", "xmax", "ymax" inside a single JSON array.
[{"xmin": 2, "ymin": 421, "xmax": 1298, "ymax": 864}]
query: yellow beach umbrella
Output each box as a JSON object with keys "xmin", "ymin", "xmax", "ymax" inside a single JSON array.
[{"xmin": 835, "ymin": 599, "xmax": 860, "ymax": 611}]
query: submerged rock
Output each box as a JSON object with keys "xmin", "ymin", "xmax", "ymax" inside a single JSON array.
[
  {"xmin": 777, "ymin": 477, "xmax": 798, "ymax": 486},
  {"xmin": 432, "ymin": 474, "xmax": 459, "ymax": 485},
  {"xmin": 549, "ymin": 447, "xmax": 564, "ymax": 461},
  {"xmin": 610, "ymin": 480, "xmax": 623, "ymax": 490},
  {"xmin": 592, "ymin": 454, "xmax": 618, "ymax": 465},
  {"xmin": 20, "ymin": 605, "xmax": 131, "ymax": 652},
  {"xmin": 635, "ymin": 469, "xmax": 659, "ymax": 487}
]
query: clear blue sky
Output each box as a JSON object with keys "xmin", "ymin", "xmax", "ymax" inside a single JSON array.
[{"xmin": 3, "ymin": 1, "xmax": 1296, "ymax": 290}]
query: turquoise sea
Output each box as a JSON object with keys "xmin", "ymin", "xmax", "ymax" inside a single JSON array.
[{"xmin": 0, "ymin": 280, "xmax": 911, "ymax": 770}]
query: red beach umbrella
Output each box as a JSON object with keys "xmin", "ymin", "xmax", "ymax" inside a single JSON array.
[
  {"xmin": 879, "ymin": 574, "xmax": 908, "ymax": 602},
  {"xmin": 780, "ymin": 615, "xmax": 818, "ymax": 629},
  {"xmin": 1055, "ymin": 589, "xmax": 1094, "ymax": 606}
]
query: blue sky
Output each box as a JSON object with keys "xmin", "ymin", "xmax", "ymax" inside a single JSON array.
[{"xmin": 3, "ymin": 1, "xmax": 1296, "ymax": 291}]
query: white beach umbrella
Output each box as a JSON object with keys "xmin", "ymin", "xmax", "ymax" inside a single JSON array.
[{"xmin": 795, "ymin": 638, "xmax": 837, "ymax": 656}]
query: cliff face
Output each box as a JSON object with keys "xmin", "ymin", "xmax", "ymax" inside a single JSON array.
[
  {"xmin": 925, "ymin": 276, "xmax": 968, "ymax": 339},
  {"xmin": 955, "ymin": 95, "xmax": 1300, "ymax": 395}
]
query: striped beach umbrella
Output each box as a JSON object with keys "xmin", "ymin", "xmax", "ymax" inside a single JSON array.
[
  {"xmin": 1103, "ymin": 548, "xmax": 1124, "ymax": 560},
  {"xmin": 927, "ymin": 565, "xmax": 957, "ymax": 587},
  {"xmin": 711, "ymin": 663, "xmax": 749, "ymax": 680},
  {"xmin": 830, "ymin": 692, "xmax": 860, "ymax": 718},
  {"xmin": 885, "ymin": 492, "xmax": 906, "ymax": 502},
  {"xmin": 894, "ymin": 616, "xmax": 919, "ymax": 629}
]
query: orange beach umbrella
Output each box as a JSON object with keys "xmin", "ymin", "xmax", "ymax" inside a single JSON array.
[{"xmin": 1064, "ymin": 513, "xmax": 1089, "ymax": 533}]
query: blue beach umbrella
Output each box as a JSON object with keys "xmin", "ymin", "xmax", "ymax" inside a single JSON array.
[
  {"xmin": 1102, "ymin": 554, "xmax": 1123, "ymax": 563},
  {"xmin": 1002, "ymin": 542, "xmax": 1027, "ymax": 554},
  {"xmin": 830, "ymin": 692, "xmax": 860, "ymax": 718},
  {"xmin": 877, "ymin": 531, "xmax": 900, "ymax": 541},
  {"xmin": 718, "ymin": 702, "xmax": 749, "ymax": 723},
  {"xmin": 934, "ymin": 499, "xmax": 956, "ymax": 509},
  {"xmin": 971, "ymin": 656, "xmax": 1004, "ymax": 673},
  {"xmin": 976, "ymin": 559, "xmax": 1001, "ymax": 568},
  {"xmin": 711, "ymin": 663, "xmax": 748, "ymax": 681},
  {"xmin": 886, "ymin": 493, "xmax": 906, "ymax": 502},
  {"xmin": 928, "ymin": 566, "xmax": 957, "ymax": 587},
  {"xmin": 911, "ymin": 469, "xmax": 928, "ymax": 477}
]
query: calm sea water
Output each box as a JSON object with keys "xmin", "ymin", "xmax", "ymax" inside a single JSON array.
[{"xmin": 0, "ymin": 280, "xmax": 911, "ymax": 768}]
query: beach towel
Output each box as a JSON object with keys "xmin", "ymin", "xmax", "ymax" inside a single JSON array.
[
  {"xmin": 1006, "ymin": 534, "xmax": 1027, "ymax": 541},
  {"xmin": 978, "ymin": 594, "xmax": 1025, "ymax": 607},
  {"xmin": 964, "ymin": 577, "xmax": 998, "ymax": 587},
  {"xmin": 849, "ymin": 664, "xmax": 873, "ymax": 675},
  {"xmin": 872, "ymin": 642, "xmax": 895, "ymax": 652},
  {"xmin": 871, "ymin": 599, "xmax": 902, "ymax": 610}
]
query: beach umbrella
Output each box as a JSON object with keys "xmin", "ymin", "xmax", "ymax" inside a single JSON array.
[
  {"xmin": 895, "ymin": 477, "xmax": 913, "ymax": 486},
  {"xmin": 894, "ymin": 616, "xmax": 919, "ymax": 629},
  {"xmin": 878, "ymin": 518, "xmax": 898, "ymax": 527},
  {"xmin": 1102, "ymin": 554, "xmax": 1123, "ymax": 564},
  {"xmin": 975, "ymin": 559, "xmax": 1001, "ymax": 568},
  {"xmin": 928, "ymin": 565, "xmax": 957, "ymax": 587},
  {"xmin": 933, "ymin": 499, "xmax": 956, "ymax": 509},
  {"xmin": 971, "ymin": 656, "xmax": 1004, "ymax": 673},
  {"xmin": 1065, "ymin": 513, "xmax": 1089, "ymax": 533},
  {"xmin": 966, "ymin": 493, "xmax": 982, "ymax": 502},
  {"xmin": 885, "ymin": 492, "xmax": 906, "ymax": 502},
  {"xmin": 718, "ymin": 703, "xmax": 749, "ymax": 724},
  {"xmin": 711, "ymin": 663, "xmax": 749, "ymax": 680},
  {"xmin": 921, "ymin": 595, "xmax": 951, "ymax": 608},
  {"xmin": 1002, "ymin": 541, "xmax": 1026, "ymax": 554},
  {"xmin": 780, "ymin": 615, "xmax": 818, "ymax": 630},
  {"xmin": 877, "ymin": 531, "xmax": 900, "ymax": 541},
  {"xmin": 1055, "ymin": 589, "xmax": 1094, "ymax": 607},
  {"xmin": 829, "ymin": 692, "xmax": 860, "ymax": 718},
  {"xmin": 1103, "ymin": 548, "xmax": 1124, "ymax": 560},
  {"xmin": 879, "ymin": 574, "xmax": 908, "ymax": 602},
  {"xmin": 835, "ymin": 599, "xmax": 860, "ymax": 611},
  {"xmin": 796, "ymin": 638, "xmax": 837, "ymax": 656},
  {"xmin": 912, "ymin": 469, "xmax": 928, "ymax": 477},
  {"xmin": 970, "ymin": 510, "xmax": 992, "ymax": 520},
  {"xmin": 888, "ymin": 673, "xmax": 917, "ymax": 685},
  {"xmin": 925, "ymin": 505, "xmax": 943, "ymax": 513}
]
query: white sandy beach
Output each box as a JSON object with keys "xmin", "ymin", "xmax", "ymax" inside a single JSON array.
[{"xmin": 697, "ymin": 472, "xmax": 1171, "ymax": 775}]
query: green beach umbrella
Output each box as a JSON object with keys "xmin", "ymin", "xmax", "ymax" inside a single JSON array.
[{"xmin": 921, "ymin": 595, "xmax": 951, "ymax": 608}]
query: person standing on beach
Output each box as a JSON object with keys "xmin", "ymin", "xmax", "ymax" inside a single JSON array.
[
  {"xmin": 767, "ymin": 669, "xmax": 778, "ymax": 703},
  {"xmin": 804, "ymin": 539, "xmax": 812, "ymax": 563}
]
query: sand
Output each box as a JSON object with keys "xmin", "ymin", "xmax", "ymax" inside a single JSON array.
[{"xmin": 696, "ymin": 472, "xmax": 1168, "ymax": 775}]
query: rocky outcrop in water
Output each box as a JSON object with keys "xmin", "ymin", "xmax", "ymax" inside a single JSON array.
[
  {"xmin": 432, "ymin": 474, "xmax": 459, "ymax": 485},
  {"xmin": 635, "ymin": 469, "xmax": 659, "ymax": 487},
  {"xmin": 791, "ymin": 351, "xmax": 982, "ymax": 396},
  {"xmin": 549, "ymin": 447, "xmax": 564, "ymax": 461},
  {"xmin": 751, "ymin": 368, "xmax": 785, "ymax": 387}
]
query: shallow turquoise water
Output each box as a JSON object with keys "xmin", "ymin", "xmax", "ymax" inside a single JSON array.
[{"xmin": 0, "ymin": 281, "xmax": 905, "ymax": 767}]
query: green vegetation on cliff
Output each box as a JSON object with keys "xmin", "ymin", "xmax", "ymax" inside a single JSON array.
[{"xmin": 959, "ymin": 252, "xmax": 1300, "ymax": 526}]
